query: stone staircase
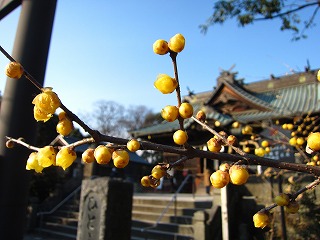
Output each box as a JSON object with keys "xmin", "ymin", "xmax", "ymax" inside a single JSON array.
[
  {"xmin": 131, "ymin": 193, "xmax": 217, "ymax": 240},
  {"xmin": 33, "ymin": 192, "xmax": 219, "ymax": 240},
  {"xmin": 35, "ymin": 196, "xmax": 79, "ymax": 240}
]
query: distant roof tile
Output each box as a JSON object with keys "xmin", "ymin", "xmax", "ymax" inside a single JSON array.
[{"xmin": 234, "ymin": 81, "xmax": 320, "ymax": 123}]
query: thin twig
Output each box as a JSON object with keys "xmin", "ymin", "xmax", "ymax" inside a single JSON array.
[
  {"xmin": 7, "ymin": 130, "xmax": 320, "ymax": 177},
  {"xmin": 0, "ymin": 46, "xmax": 14, "ymax": 62},
  {"xmin": 0, "ymin": 45, "xmax": 42, "ymax": 91},
  {"xmin": 262, "ymin": 177, "xmax": 320, "ymax": 213},
  {"xmin": 5, "ymin": 136, "xmax": 40, "ymax": 152},
  {"xmin": 170, "ymin": 51, "xmax": 185, "ymax": 131},
  {"xmin": 169, "ymin": 156, "xmax": 190, "ymax": 168},
  {"xmin": 192, "ymin": 116, "xmax": 246, "ymax": 156},
  {"xmin": 292, "ymin": 177, "xmax": 320, "ymax": 199},
  {"xmin": 65, "ymin": 137, "xmax": 95, "ymax": 149},
  {"xmin": 170, "ymin": 51, "xmax": 182, "ymax": 107},
  {"xmin": 253, "ymin": 2, "xmax": 319, "ymax": 21}
]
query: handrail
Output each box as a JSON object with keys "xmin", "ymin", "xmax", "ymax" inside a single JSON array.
[
  {"xmin": 37, "ymin": 184, "xmax": 82, "ymax": 217},
  {"xmin": 36, "ymin": 175, "xmax": 98, "ymax": 217},
  {"xmin": 140, "ymin": 174, "xmax": 195, "ymax": 235}
]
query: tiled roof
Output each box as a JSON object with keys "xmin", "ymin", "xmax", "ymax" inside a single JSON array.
[
  {"xmin": 206, "ymin": 80, "xmax": 274, "ymax": 111},
  {"xmin": 234, "ymin": 81, "xmax": 320, "ymax": 122},
  {"xmin": 131, "ymin": 120, "xmax": 180, "ymax": 137}
]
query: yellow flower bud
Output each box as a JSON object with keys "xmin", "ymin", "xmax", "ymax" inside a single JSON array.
[
  {"xmin": 168, "ymin": 33, "xmax": 185, "ymax": 53},
  {"xmin": 154, "ymin": 74, "xmax": 178, "ymax": 94},
  {"xmin": 153, "ymin": 39, "xmax": 169, "ymax": 55},
  {"xmin": 112, "ymin": 150, "xmax": 130, "ymax": 168},
  {"xmin": 5, "ymin": 62, "xmax": 24, "ymax": 79}
]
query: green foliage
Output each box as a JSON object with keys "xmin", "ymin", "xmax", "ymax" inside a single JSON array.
[{"xmin": 200, "ymin": 0, "xmax": 320, "ymax": 40}]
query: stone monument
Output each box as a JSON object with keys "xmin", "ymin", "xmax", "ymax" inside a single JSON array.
[{"xmin": 77, "ymin": 177, "xmax": 133, "ymax": 240}]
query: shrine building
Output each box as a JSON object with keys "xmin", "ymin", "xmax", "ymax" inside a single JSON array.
[{"xmin": 130, "ymin": 68, "xmax": 320, "ymax": 191}]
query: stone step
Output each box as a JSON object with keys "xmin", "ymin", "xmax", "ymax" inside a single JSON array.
[
  {"xmin": 130, "ymin": 193, "xmax": 214, "ymax": 239},
  {"xmin": 37, "ymin": 192, "xmax": 215, "ymax": 240},
  {"xmin": 132, "ymin": 210, "xmax": 193, "ymax": 224},
  {"xmin": 43, "ymin": 222, "xmax": 77, "ymax": 235},
  {"xmin": 131, "ymin": 226, "xmax": 194, "ymax": 240},
  {"xmin": 131, "ymin": 237, "xmax": 150, "ymax": 240},
  {"xmin": 35, "ymin": 228, "xmax": 76, "ymax": 240},
  {"xmin": 52, "ymin": 209, "xmax": 79, "ymax": 219},
  {"xmin": 34, "ymin": 195, "xmax": 80, "ymax": 239},
  {"xmin": 133, "ymin": 204, "xmax": 208, "ymax": 216},
  {"xmin": 133, "ymin": 195, "xmax": 213, "ymax": 209},
  {"xmin": 44, "ymin": 215, "xmax": 79, "ymax": 227},
  {"xmin": 59, "ymin": 203, "xmax": 80, "ymax": 212},
  {"xmin": 132, "ymin": 219, "xmax": 194, "ymax": 235}
]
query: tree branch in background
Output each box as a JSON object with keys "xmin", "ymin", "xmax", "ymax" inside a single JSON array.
[{"xmin": 200, "ymin": 0, "xmax": 320, "ymax": 40}]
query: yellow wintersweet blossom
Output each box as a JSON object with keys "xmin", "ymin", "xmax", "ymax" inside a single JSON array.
[
  {"xmin": 56, "ymin": 147, "xmax": 77, "ymax": 170},
  {"xmin": 26, "ymin": 152, "xmax": 43, "ymax": 173},
  {"xmin": 32, "ymin": 87, "xmax": 60, "ymax": 121},
  {"xmin": 37, "ymin": 146, "xmax": 56, "ymax": 168},
  {"xmin": 253, "ymin": 211, "xmax": 270, "ymax": 229}
]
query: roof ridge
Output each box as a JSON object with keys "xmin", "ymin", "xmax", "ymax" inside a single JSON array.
[{"xmin": 224, "ymin": 81, "xmax": 274, "ymax": 111}]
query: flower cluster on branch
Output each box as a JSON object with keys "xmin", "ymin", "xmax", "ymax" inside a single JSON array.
[{"xmin": 1, "ymin": 33, "xmax": 320, "ymax": 230}]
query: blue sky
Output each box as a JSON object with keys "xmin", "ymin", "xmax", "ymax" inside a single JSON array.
[{"xmin": 0, "ymin": 1, "xmax": 319, "ymax": 116}]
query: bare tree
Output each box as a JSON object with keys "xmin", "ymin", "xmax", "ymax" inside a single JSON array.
[
  {"xmin": 123, "ymin": 105, "xmax": 162, "ymax": 131},
  {"xmin": 85, "ymin": 100, "xmax": 127, "ymax": 137},
  {"xmin": 83, "ymin": 101, "xmax": 161, "ymax": 138}
]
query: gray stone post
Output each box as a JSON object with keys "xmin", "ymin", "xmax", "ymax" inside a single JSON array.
[
  {"xmin": 193, "ymin": 210, "xmax": 209, "ymax": 240},
  {"xmin": 77, "ymin": 177, "xmax": 133, "ymax": 240}
]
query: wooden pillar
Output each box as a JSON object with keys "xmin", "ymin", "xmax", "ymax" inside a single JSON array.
[
  {"xmin": 221, "ymin": 186, "xmax": 229, "ymax": 240},
  {"xmin": 0, "ymin": 1, "xmax": 56, "ymax": 239}
]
